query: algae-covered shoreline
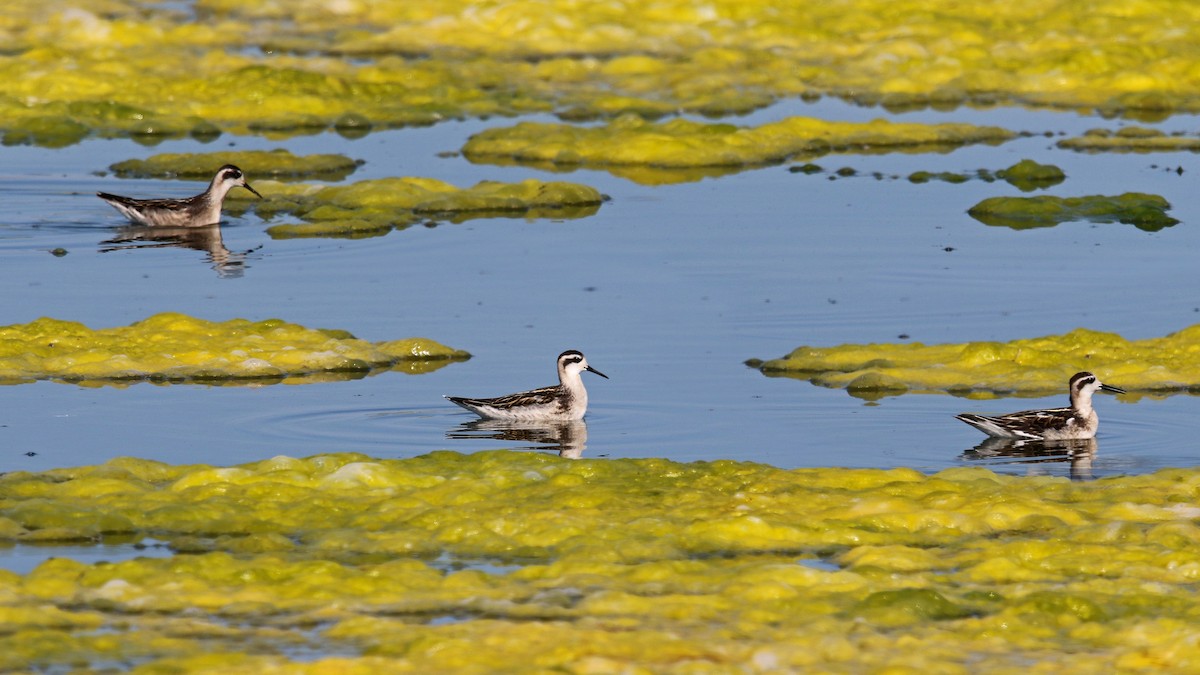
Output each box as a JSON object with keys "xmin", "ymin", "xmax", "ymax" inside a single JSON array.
[
  {"xmin": 7, "ymin": 0, "xmax": 1200, "ymax": 146},
  {"xmin": 2, "ymin": 451, "xmax": 1200, "ymax": 671}
]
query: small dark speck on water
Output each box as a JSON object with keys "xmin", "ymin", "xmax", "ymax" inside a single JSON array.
[
  {"xmin": 583, "ymin": 286, "xmax": 597, "ymax": 292},
  {"xmin": 24, "ymin": 452, "xmax": 36, "ymax": 457},
  {"xmin": 898, "ymin": 334, "xmax": 910, "ymax": 339},
  {"xmin": 49, "ymin": 248, "xmax": 67, "ymax": 257},
  {"xmin": 828, "ymin": 298, "xmax": 837, "ymax": 304},
  {"xmin": 944, "ymin": 247, "xmax": 955, "ymax": 252}
]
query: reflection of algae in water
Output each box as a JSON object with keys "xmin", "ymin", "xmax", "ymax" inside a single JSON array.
[
  {"xmin": 4, "ymin": 451, "xmax": 1200, "ymax": 671},
  {"xmin": 109, "ymin": 150, "xmax": 361, "ymax": 182},
  {"xmin": 0, "ymin": 313, "xmax": 468, "ymax": 386},
  {"xmin": 471, "ymin": 153, "xmax": 749, "ymax": 186},
  {"xmin": 259, "ymin": 177, "xmax": 603, "ymax": 239},
  {"xmin": 967, "ymin": 192, "xmax": 1178, "ymax": 231},
  {"xmin": 752, "ymin": 324, "xmax": 1200, "ymax": 398},
  {"xmin": 462, "ymin": 115, "xmax": 1014, "ymax": 183},
  {"xmin": 1058, "ymin": 127, "xmax": 1200, "ymax": 152}
]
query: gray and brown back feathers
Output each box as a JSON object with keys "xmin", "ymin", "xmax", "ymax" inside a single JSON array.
[
  {"xmin": 956, "ymin": 371, "xmax": 1124, "ymax": 440},
  {"xmin": 446, "ymin": 350, "xmax": 608, "ymax": 421},
  {"xmin": 98, "ymin": 164, "xmax": 262, "ymax": 227}
]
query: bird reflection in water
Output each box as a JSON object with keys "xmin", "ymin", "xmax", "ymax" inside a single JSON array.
[
  {"xmin": 100, "ymin": 224, "xmax": 260, "ymax": 278},
  {"xmin": 447, "ymin": 419, "xmax": 588, "ymax": 458},
  {"xmin": 961, "ymin": 437, "xmax": 1097, "ymax": 481}
]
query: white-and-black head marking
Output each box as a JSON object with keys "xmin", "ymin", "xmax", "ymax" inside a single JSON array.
[
  {"xmin": 217, "ymin": 165, "xmax": 263, "ymax": 198},
  {"xmin": 1069, "ymin": 371, "xmax": 1124, "ymax": 398},
  {"xmin": 558, "ymin": 349, "xmax": 608, "ymax": 379},
  {"xmin": 1071, "ymin": 372, "xmax": 1096, "ymax": 390}
]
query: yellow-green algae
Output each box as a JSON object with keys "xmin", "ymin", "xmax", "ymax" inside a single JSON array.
[
  {"xmin": 968, "ymin": 192, "xmax": 1178, "ymax": 231},
  {"xmin": 462, "ymin": 115, "xmax": 1014, "ymax": 184},
  {"xmin": 754, "ymin": 324, "xmax": 1200, "ymax": 398},
  {"xmin": 109, "ymin": 150, "xmax": 361, "ymax": 182},
  {"xmin": 1058, "ymin": 127, "xmax": 1200, "ymax": 152},
  {"xmin": 256, "ymin": 177, "xmax": 604, "ymax": 239},
  {"xmin": 0, "ymin": 313, "xmax": 468, "ymax": 385},
  {"xmin": 994, "ymin": 159, "xmax": 1068, "ymax": 191},
  {"xmin": 4, "ymin": 451, "xmax": 1200, "ymax": 671},
  {"xmin": 11, "ymin": 1, "xmax": 1200, "ymax": 146}
]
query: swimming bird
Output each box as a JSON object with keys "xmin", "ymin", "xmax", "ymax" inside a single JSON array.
[
  {"xmin": 446, "ymin": 350, "xmax": 608, "ymax": 421},
  {"xmin": 956, "ymin": 371, "xmax": 1124, "ymax": 440},
  {"xmin": 97, "ymin": 164, "xmax": 262, "ymax": 227}
]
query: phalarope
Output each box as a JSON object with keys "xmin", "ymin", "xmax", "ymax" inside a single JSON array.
[
  {"xmin": 956, "ymin": 371, "xmax": 1124, "ymax": 440},
  {"xmin": 445, "ymin": 350, "xmax": 608, "ymax": 421},
  {"xmin": 97, "ymin": 164, "xmax": 263, "ymax": 227}
]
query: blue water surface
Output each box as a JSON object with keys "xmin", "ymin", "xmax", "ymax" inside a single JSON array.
[{"xmin": 2, "ymin": 98, "xmax": 1198, "ymax": 480}]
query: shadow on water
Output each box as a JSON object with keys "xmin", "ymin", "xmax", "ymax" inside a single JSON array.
[
  {"xmin": 960, "ymin": 437, "xmax": 1098, "ymax": 481},
  {"xmin": 447, "ymin": 419, "xmax": 589, "ymax": 458},
  {"xmin": 100, "ymin": 223, "xmax": 261, "ymax": 278}
]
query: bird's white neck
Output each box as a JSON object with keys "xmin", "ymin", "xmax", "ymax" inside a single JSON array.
[
  {"xmin": 559, "ymin": 367, "xmax": 588, "ymax": 407},
  {"xmin": 1071, "ymin": 389, "xmax": 1095, "ymax": 416}
]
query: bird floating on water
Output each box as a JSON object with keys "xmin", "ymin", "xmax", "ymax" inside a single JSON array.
[
  {"xmin": 956, "ymin": 371, "xmax": 1124, "ymax": 440},
  {"xmin": 97, "ymin": 164, "xmax": 262, "ymax": 227},
  {"xmin": 446, "ymin": 350, "xmax": 608, "ymax": 421}
]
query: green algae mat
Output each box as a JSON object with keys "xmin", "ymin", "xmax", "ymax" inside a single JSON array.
[
  {"xmin": 968, "ymin": 192, "xmax": 1179, "ymax": 231},
  {"xmin": 108, "ymin": 150, "xmax": 362, "ymax": 182},
  {"xmin": 8, "ymin": 1, "xmax": 1200, "ymax": 146},
  {"xmin": 3, "ymin": 451, "xmax": 1200, "ymax": 671},
  {"xmin": 1059, "ymin": 127, "xmax": 1200, "ymax": 153},
  {"xmin": 461, "ymin": 115, "xmax": 1014, "ymax": 184},
  {"xmin": 0, "ymin": 313, "xmax": 468, "ymax": 385},
  {"xmin": 254, "ymin": 177, "xmax": 605, "ymax": 239},
  {"xmin": 751, "ymin": 324, "xmax": 1200, "ymax": 398}
]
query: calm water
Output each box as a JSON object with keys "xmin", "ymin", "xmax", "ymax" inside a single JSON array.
[{"xmin": 3, "ymin": 98, "xmax": 1199, "ymax": 480}]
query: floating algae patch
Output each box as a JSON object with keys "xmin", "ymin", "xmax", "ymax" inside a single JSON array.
[
  {"xmin": 752, "ymin": 324, "xmax": 1200, "ymax": 398},
  {"xmin": 907, "ymin": 169, "xmax": 977, "ymax": 185},
  {"xmin": 4, "ymin": 452, "xmax": 1200, "ymax": 670},
  {"xmin": 0, "ymin": 313, "xmax": 468, "ymax": 386},
  {"xmin": 967, "ymin": 192, "xmax": 1178, "ymax": 231},
  {"xmin": 108, "ymin": 150, "xmax": 361, "ymax": 182},
  {"xmin": 994, "ymin": 158, "xmax": 1067, "ymax": 191},
  {"xmin": 462, "ymin": 115, "xmax": 1015, "ymax": 184},
  {"xmin": 258, "ymin": 177, "xmax": 604, "ymax": 239},
  {"xmin": 907, "ymin": 159, "xmax": 1065, "ymax": 191},
  {"xmin": 1058, "ymin": 127, "xmax": 1200, "ymax": 153}
]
